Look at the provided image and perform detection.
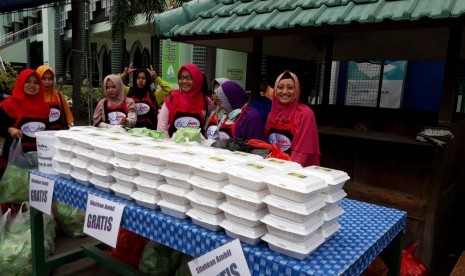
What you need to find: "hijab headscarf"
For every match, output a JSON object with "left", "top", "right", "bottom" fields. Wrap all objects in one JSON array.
[
  {"left": 129, "top": 68, "right": 153, "bottom": 99},
  {"left": 36, "top": 65, "right": 58, "bottom": 102},
  {"left": 165, "top": 64, "right": 205, "bottom": 123},
  {"left": 215, "top": 81, "right": 248, "bottom": 114},
  {"left": 103, "top": 74, "right": 125, "bottom": 107},
  {"left": 267, "top": 71, "right": 300, "bottom": 125},
  {"left": 1, "top": 69, "right": 49, "bottom": 119},
  {"left": 212, "top": 78, "right": 229, "bottom": 93}
]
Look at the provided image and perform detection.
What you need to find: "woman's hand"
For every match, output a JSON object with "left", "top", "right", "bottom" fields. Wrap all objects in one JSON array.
[
  {"left": 149, "top": 65, "right": 158, "bottom": 80},
  {"left": 8, "top": 127, "right": 22, "bottom": 138},
  {"left": 121, "top": 63, "right": 137, "bottom": 78}
]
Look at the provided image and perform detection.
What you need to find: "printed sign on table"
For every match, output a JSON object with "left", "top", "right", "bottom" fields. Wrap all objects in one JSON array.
[
  {"left": 188, "top": 239, "right": 251, "bottom": 276},
  {"left": 29, "top": 174, "right": 55, "bottom": 215},
  {"left": 84, "top": 194, "right": 125, "bottom": 247}
]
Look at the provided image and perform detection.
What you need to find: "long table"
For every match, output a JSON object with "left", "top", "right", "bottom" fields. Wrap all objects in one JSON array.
[{"left": 30, "top": 171, "right": 406, "bottom": 275}]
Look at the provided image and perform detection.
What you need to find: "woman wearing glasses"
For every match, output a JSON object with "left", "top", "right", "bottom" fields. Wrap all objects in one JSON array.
[{"left": 157, "top": 63, "right": 214, "bottom": 138}]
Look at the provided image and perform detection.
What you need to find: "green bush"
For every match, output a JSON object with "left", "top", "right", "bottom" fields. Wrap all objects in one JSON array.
[
  {"left": 59, "top": 85, "right": 105, "bottom": 118},
  {"left": 0, "top": 61, "right": 18, "bottom": 89}
]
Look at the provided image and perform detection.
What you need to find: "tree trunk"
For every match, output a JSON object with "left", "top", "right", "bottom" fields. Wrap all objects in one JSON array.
[{"left": 111, "top": 30, "right": 125, "bottom": 75}]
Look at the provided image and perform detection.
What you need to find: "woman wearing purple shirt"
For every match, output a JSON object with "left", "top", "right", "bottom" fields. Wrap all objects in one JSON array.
[{"left": 205, "top": 80, "right": 265, "bottom": 140}]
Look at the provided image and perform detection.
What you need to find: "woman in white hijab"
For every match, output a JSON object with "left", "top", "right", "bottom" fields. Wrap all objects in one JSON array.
[{"left": 93, "top": 74, "right": 137, "bottom": 129}]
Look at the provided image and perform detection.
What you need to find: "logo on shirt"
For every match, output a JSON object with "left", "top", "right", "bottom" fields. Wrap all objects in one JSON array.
[
  {"left": 268, "top": 133, "right": 291, "bottom": 152},
  {"left": 135, "top": 102, "right": 150, "bottom": 115},
  {"left": 206, "top": 125, "right": 230, "bottom": 141},
  {"left": 21, "top": 122, "right": 47, "bottom": 137},
  {"left": 49, "top": 108, "right": 61, "bottom": 122},
  {"left": 174, "top": 117, "right": 200, "bottom": 129},
  {"left": 108, "top": 111, "right": 126, "bottom": 125}
]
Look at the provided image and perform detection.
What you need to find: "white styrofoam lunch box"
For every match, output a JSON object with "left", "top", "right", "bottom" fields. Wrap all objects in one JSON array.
[
  {"left": 131, "top": 190, "right": 161, "bottom": 210},
  {"left": 319, "top": 189, "right": 347, "bottom": 204},
  {"left": 318, "top": 203, "right": 344, "bottom": 222},
  {"left": 87, "top": 151, "right": 114, "bottom": 170},
  {"left": 220, "top": 219, "right": 267, "bottom": 245},
  {"left": 137, "top": 144, "right": 185, "bottom": 165},
  {"left": 262, "top": 194, "right": 325, "bottom": 223},
  {"left": 69, "top": 158, "right": 89, "bottom": 175},
  {"left": 72, "top": 147, "right": 93, "bottom": 162},
  {"left": 158, "top": 184, "right": 191, "bottom": 205},
  {"left": 185, "top": 191, "right": 225, "bottom": 215},
  {"left": 227, "top": 162, "right": 281, "bottom": 191},
  {"left": 133, "top": 176, "right": 164, "bottom": 196},
  {"left": 220, "top": 151, "right": 263, "bottom": 162},
  {"left": 256, "top": 158, "right": 302, "bottom": 172},
  {"left": 87, "top": 165, "right": 114, "bottom": 182},
  {"left": 318, "top": 220, "right": 341, "bottom": 240},
  {"left": 190, "top": 155, "right": 243, "bottom": 181},
  {"left": 108, "top": 157, "right": 139, "bottom": 176},
  {"left": 111, "top": 140, "right": 153, "bottom": 161},
  {"left": 160, "top": 169, "right": 192, "bottom": 189},
  {"left": 261, "top": 213, "right": 323, "bottom": 243},
  {"left": 158, "top": 199, "right": 191, "bottom": 219},
  {"left": 299, "top": 166, "right": 350, "bottom": 193},
  {"left": 93, "top": 136, "right": 128, "bottom": 156},
  {"left": 75, "top": 132, "right": 106, "bottom": 149},
  {"left": 219, "top": 202, "right": 267, "bottom": 228},
  {"left": 53, "top": 154, "right": 73, "bottom": 170},
  {"left": 55, "top": 143, "right": 76, "bottom": 157},
  {"left": 54, "top": 165, "right": 73, "bottom": 179},
  {"left": 186, "top": 208, "right": 224, "bottom": 231},
  {"left": 221, "top": 184, "right": 268, "bottom": 211},
  {"left": 187, "top": 176, "right": 227, "bottom": 199},
  {"left": 110, "top": 183, "right": 135, "bottom": 200},
  {"left": 89, "top": 176, "right": 114, "bottom": 193},
  {"left": 135, "top": 162, "right": 165, "bottom": 181},
  {"left": 265, "top": 171, "right": 327, "bottom": 202},
  {"left": 261, "top": 232, "right": 325, "bottom": 260},
  {"left": 55, "top": 130, "right": 78, "bottom": 145},
  {"left": 70, "top": 169, "right": 92, "bottom": 186},
  {"left": 159, "top": 151, "right": 210, "bottom": 173},
  {"left": 111, "top": 170, "right": 137, "bottom": 189}
]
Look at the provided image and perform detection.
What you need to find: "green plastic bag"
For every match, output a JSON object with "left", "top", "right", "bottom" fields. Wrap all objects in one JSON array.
[
  {"left": 128, "top": 128, "right": 166, "bottom": 140},
  {"left": 0, "top": 203, "right": 56, "bottom": 276},
  {"left": 54, "top": 201, "right": 85, "bottom": 237},
  {"left": 172, "top": 128, "right": 203, "bottom": 144},
  {"left": 0, "top": 139, "right": 38, "bottom": 203},
  {"left": 138, "top": 241, "right": 183, "bottom": 276}
]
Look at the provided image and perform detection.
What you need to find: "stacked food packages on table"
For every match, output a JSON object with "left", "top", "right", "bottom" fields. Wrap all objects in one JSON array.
[{"left": 52, "top": 126, "right": 350, "bottom": 260}]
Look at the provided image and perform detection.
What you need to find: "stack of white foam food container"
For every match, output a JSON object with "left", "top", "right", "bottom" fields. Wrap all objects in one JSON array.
[
  {"left": 87, "top": 134, "right": 130, "bottom": 193},
  {"left": 261, "top": 167, "right": 335, "bottom": 260},
  {"left": 220, "top": 155, "right": 286, "bottom": 245},
  {"left": 299, "top": 166, "right": 349, "bottom": 241},
  {"left": 132, "top": 143, "right": 182, "bottom": 210},
  {"left": 53, "top": 129, "right": 80, "bottom": 179},
  {"left": 157, "top": 149, "right": 211, "bottom": 220},
  {"left": 67, "top": 130, "right": 110, "bottom": 186},
  {"left": 109, "top": 139, "right": 152, "bottom": 200},
  {"left": 186, "top": 154, "right": 244, "bottom": 231}
]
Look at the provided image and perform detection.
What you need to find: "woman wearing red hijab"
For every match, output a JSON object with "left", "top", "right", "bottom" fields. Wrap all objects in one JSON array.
[
  {"left": 265, "top": 71, "right": 320, "bottom": 167},
  {"left": 157, "top": 63, "right": 214, "bottom": 137},
  {"left": 0, "top": 69, "right": 50, "bottom": 178}
]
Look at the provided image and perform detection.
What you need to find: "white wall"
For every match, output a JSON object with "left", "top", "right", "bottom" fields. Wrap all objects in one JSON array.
[{"left": 215, "top": 49, "right": 248, "bottom": 88}]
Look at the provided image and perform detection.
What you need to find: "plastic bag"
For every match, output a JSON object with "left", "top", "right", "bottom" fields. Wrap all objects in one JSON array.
[
  {"left": 110, "top": 227, "right": 149, "bottom": 267},
  {"left": 401, "top": 243, "right": 429, "bottom": 276},
  {"left": 247, "top": 139, "right": 290, "bottom": 161},
  {"left": 53, "top": 201, "right": 85, "bottom": 237},
  {"left": 138, "top": 241, "right": 183, "bottom": 276},
  {"left": 0, "top": 202, "right": 56, "bottom": 275},
  {"left": 0, "top": 139, "right": 38, "bottom": 203},
  {"left": 128, "top": 128, "right": 166, "bottom": 140},
  {"left": 172, "top": 128, "right": 203, "bottom": 144}
]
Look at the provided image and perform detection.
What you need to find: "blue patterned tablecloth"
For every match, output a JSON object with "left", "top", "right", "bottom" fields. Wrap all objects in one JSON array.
[{"left": 34, "top": 171, "right": 406, "bottom": 276}]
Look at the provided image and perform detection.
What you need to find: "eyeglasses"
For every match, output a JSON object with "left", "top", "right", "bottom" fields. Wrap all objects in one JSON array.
[{"left": 178, "top": 75, "right": 193, "bottom": 81}]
